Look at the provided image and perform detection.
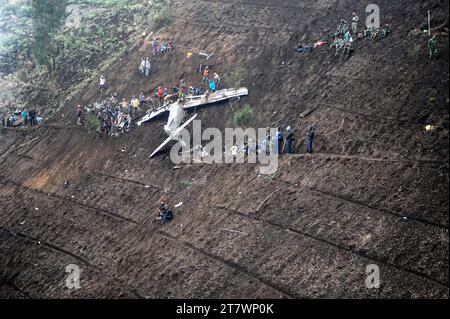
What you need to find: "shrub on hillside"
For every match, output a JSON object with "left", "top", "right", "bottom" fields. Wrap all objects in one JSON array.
[
  {"left": 84, "top": 110, "right": 100, "bottom": 133},
  {"left": 151, "top": 6, "right": 173, "bottom": 29},
  {"left": 233, "top": 104, "right": 254, "bottom": 128}
]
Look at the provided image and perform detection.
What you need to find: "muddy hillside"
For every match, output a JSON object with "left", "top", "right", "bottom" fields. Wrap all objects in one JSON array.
[{"left": 0, "top": 0, "right": 449, "bottom": 298}]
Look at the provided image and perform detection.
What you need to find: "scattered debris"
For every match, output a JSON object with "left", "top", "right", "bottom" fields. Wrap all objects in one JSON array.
[{"left": 199, "top": 51, "right": 215, "bottom": 60}]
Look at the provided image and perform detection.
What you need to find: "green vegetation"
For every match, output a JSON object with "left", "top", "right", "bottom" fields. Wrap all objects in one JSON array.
[
  {"left": 0, "top": 0, "right": 33, "bottom": 74},
  {"left": 31, "top": 0, "right": 68, "bottom": 73},
  {"left": 233, "top": 104, "right": 254, "bottom": 128},
  {"left": 70, "top": 0, "right": 129, "bottom": 8},
  {"left": 84, "top": 111, "right": 100, "bottom": 133},
  {"left": 148, "top": 0, "right": 173, "bottom": 29},
  {"left": 182, "top": 180, "right": 193, "bottom": 188},
  {"left": 263, "top": 172, "right": 280, "bottom": 181}
]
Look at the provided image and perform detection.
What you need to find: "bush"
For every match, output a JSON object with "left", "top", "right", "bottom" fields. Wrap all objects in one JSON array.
[
  {"left": 233, "top": 104, "right": 254, "bottom": 128},
  {"left": 84, "top": 110, "right": 100, "bottom": 133},
  {"left": 151, "top": 6, "right": 173, "bottom": 29}
]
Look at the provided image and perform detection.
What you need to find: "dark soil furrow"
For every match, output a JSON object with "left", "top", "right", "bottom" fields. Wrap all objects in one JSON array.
[{"left": 216, "top": 206, "right": 448, "bottom": 288}]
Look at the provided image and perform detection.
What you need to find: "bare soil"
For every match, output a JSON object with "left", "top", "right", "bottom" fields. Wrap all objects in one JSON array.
[{"left": 0, "top": 0, "right": 448, "bottom": 298}]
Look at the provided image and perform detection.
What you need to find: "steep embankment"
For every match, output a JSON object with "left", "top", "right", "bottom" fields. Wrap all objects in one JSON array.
[{"left": 0, "top": 0, "right": 449, "bottom": 298}]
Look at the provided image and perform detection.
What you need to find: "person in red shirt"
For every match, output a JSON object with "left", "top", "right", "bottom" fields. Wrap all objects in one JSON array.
[{"left": 157, "top": 86, "right": 165, "bottom": 106}]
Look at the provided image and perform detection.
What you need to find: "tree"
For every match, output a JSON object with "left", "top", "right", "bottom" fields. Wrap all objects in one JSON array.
[
  {"left": 31, "top": 0, "right": 67, "bottom": 74},
  {"left": 233, "top": 104, "right": 254, "bottom": 128}
]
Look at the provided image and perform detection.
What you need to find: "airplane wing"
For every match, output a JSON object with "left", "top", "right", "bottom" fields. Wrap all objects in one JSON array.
[
  {"left": 137, "top": 105, "right": 170, "bottom": 126},
  {"left": 149, "top": 113, "right": 198, "bottom": 158},
  {"left": 149, "top": 135, "right": 173, "bottom": 159},
  {"left": 174, "top": 113, "right": 198, "bottom": 137},
  {"left": 181, "top": 88, "right": 249, "bottom": 111}
]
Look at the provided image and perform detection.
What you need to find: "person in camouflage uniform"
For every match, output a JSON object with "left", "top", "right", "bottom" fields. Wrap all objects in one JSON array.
[
  {"left": 351, "top": 11, "right": 359, "bottom": 34},
  {"left": 336, "top": 19, "right": 349, "bottom": 36},
  {"left": 428, "top": 35, "right": 438, "bottom": 59}
]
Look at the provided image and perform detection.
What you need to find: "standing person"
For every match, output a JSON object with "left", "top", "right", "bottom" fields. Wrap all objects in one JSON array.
[
  {"left": 139, "top": 93, "right": 147, "bottom": 107},
  {"left": 76, "top": 105, "right": 83, "bottom": 125},
  {"left": 29, "top": 110, "right": 36, "bottom": 127},
  {"left": 428, "top": 35, "right": 438, "bottom": 59},
  {"left": 11, "top": 114, "right": 16, "bottom": 127},
  {"left": 157, "top": 86, "right": 165, "bottom": 106},
  {"left": 131, "top": 96, "right": 140, "bottom": 117},
  {"left": 306, "top": 126, "right": 315, "bottom": 154},
  {"left": 139, "top": 58, "right": 146, "bottom": 77},
  {"left": 344, "top": 30, "right": 352, "bottom": 42},
  {"left": 99, "top": 75, "right": 106, "bottom": 93},
  {"left": 285, "top": 126, "right": 295, "bottom": 155},
  {"left": 351, "top": 11, "right": 359, "bottom": 34},
  {"left": 276, "top": 127, "right": 284, "bottom": 155},
  {"left": 213, "top": 72, "right": 221, "bottom": 88},
  {"left": 21, "top": 110, "right": 28, "bottom": 128},
  {"left": 263, "top": 128, "right": 272, "bottom": 156},
  {"left": 202, "top": 66, "right": 210, "bottom": 83},
  {"left": 208, "top": 79, "right": 217, "bottom": 93},
  {"left": 145, "top": 57, "right": 151, "bottom": 77},
  {"left": 119, "top": 98, "right": 127, "bottom": 113},
  {"left": 152, "top": 38, "right": 159, "bottom": 56},
  {"left": 179, "top": 80, "right": 188, "bottom": 102},
  {"left": 0, "top": 113, "right": 4, "bottom": 127}
]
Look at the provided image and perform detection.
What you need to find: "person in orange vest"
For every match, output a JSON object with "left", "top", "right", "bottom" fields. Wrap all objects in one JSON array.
[{"left": 202, "top": 66, "right": 210, "bottom": 83}]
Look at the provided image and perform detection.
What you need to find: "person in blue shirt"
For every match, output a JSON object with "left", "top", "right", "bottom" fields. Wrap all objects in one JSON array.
[
  {"left": 276, "top": 127, "right": 284, "bottom": 155},
  {"left": 209, "top": 79, "right": 217, "bottom": 93},
  {"left": 21, "top": 110, "right": 28, "bottom": 127}
]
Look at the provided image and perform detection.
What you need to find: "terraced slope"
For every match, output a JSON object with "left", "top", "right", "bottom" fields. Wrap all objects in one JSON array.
[{"left": 0, "top": 0, "right": 448, "bottom": 298}]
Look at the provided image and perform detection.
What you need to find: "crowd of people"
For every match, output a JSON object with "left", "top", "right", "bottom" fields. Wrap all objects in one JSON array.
[
  {"left": 294, "top": 11, "right": 393, "bottom": 60},
  {"left": 221, "top": 126, "right": 316, "bottom": 159},
  {"left": 151, "top": 38, "right": 173, "bottom": 56},
  {"left": 0, "top": 109, "right": 40, "bottom": 129},
  {"left": 78, "top": 92, "right": 150, "bottom": 137}
]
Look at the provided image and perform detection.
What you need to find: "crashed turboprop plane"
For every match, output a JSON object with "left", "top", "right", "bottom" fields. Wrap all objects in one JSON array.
[{"left": 140, "top": 87, "right": 248, "bottom": 158}]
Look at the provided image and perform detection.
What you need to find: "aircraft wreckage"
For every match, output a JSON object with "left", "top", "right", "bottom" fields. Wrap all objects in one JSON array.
[{"left": 136, "top": 87, "right": 248, "bottom": 158}]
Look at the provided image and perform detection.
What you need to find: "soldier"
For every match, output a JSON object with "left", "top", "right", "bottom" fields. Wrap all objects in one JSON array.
[
  {"left": 344, "top": 30, "right": 352, "bottom": 42},
  {"left": 276, "top": 127, "right": 284, "bottom": 155},
  {"left": 428, "top": 35, "right": 438, "bottom": 59},
  {"left": 306, "top": 126, "right": 315, "bottom": 154},
  {"left": 285, "top": 126, "right": 295, "bottom": 155},
  {"left": 351, "top": 11, "right": 359, "bottom": 34}
]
